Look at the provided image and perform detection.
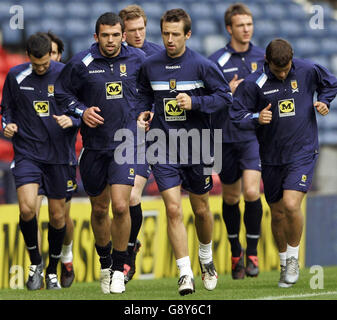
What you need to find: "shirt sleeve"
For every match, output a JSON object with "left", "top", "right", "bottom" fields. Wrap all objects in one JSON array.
[
  {"left": 135, "top": 63, "right": 155, "bottom": 118},
  {"left": 313, "top": 63, "right": 337, "bottom": 107},
  {"left": 0, "top": 72, "right": 16, "bottom": 128},
  {"left": 54, "top": 61, "right": 88, "bottom": 118},
  {"left": 229, "top": 80, "right": 260, "bottom": 130},
  {"left": 191, "top": 62, "right": 233, "bottom": 114}
]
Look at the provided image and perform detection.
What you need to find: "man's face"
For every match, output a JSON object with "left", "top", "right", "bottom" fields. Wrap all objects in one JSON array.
[
  {"left": 268, "top": 60, "right": 292, "bottom": 81},
  {"left": 161, "top": 20, "right": 191, "bottom": 58},
  {"left": 29, "top": 53, "right": 51, "bottom": 75},
  {"left": 124, "top": 17, "right": 146, "bottom": 48},
  {"left": 50, "top": 41, "right": 61, "bottom": 62},
  {"left": 94, "top": 23, "right": 126, "bottom": 58},
  {"left": 227, "top": 14, "right": 253, "bottom": 45}
]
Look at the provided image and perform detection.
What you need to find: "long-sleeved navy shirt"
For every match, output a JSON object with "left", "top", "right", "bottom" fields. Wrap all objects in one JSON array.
[
  {"left": 209, "top": 42, "right": 265, "bottom": 143},
  {"left": 55, "top": 42, "right": 146, "bottom": 150},
  {"left": 1, "top": 60, "right": 78, "bottom": 165},
  {"left": 136, "top": 47, "right": 233, "bottom": 164},
  {"left": 230, "top": 58, "right": 337, "bottom": 165}
]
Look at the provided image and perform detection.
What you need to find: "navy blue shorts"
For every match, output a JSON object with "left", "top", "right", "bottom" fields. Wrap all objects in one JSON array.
[
  {"left": 11, "top": 157, "right": 69, "bottom": 199},
  {"left": 219, "top": 139, "right": 261, "bottom": 184},
  {"left": 151, "top": 163, "right": 213, "bottom": 194},
  {"left": 38, "top": 165, "right": 77, "bottom": 202},
  {"left": 79, "top": 149, "right": 135, "bottom": 197},
  {"left": 262, "top": 153, "right": 318, "bottom": 204},
  {"left": 136, "top": 163, "right": 152, "bottom": 179}
]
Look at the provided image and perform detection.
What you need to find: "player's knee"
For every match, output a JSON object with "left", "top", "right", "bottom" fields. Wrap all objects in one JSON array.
[
  {"left": 92, "top": 203, "right": 109, "bottom": 220},
  {"left": 166, "top": 202, "right": 182, "bottom": 221},
  {"left": 223, "top": 193, "right": 240, "bottom": 206},
  {"left": 19, "top": 205, "right": 36, "bottom": 221},
  {"left": 243, "top": 186, "right": 260, "bottom": 202},
  {"left": 111, "top": 201, "right": 129, "bottom": 217},
  {"left": 283, "top": 198, "right": 301, "bottom": 215}
]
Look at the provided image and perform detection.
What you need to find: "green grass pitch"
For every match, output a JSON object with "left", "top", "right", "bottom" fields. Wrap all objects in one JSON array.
[{"left": 1, "top": 266, "right": 336, "bottom": 300}]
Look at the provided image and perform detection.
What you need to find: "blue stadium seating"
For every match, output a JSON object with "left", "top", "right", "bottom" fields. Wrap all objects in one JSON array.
[{"left": 0, "top": 0, "right": 336, "bottom": 146}]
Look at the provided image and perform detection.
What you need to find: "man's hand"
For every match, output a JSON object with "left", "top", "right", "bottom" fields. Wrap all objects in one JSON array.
[
  {"left": 137, "top": 111, "right": 153, "bottom": 132},
  {"left": 82, "top": 106, "right": 104, "bottom": 128},
  {"left": 314, "top": 101, "right": 329, "bottom": 116},
  {"left": 176, "top": 93, "right": 192, "bottom": 110},
  {"left": 53, "top": 115, "right": 73, "bottom": 129},
  {"left": 3, "top": 123, "right": 18, "bottom": 138},
  {"left": 229, "top": 74, "right": 244, "bottom": 94},
  {"left": 258, "top": 103, "right": 272, "bottom": 125}
]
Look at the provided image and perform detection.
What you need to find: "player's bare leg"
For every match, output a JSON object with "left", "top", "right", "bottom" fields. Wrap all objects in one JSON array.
[
  {"left": 161, "top": 186, "right": 195, "bottom": 295},
  {"left": 189, "top": 191, "right": 217, "bottom": 290}
]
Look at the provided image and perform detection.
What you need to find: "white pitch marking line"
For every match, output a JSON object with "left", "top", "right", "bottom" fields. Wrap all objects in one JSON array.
[{"left": 249, "top": 291, "right": 337, "bottom": 300}]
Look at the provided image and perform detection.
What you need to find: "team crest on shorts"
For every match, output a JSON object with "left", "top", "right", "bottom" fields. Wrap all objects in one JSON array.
[
  {"left": 164, "top": 98, "right": 186, "bottom": 121},
  {"left": 278, "top": 98, "right": 295, "bottom": 117},
  {"left": 33, "top": 100, "right": 49, "bottom": 117},
  {"left": 105, "top": 82, "right": 123, "bottom": 99}
]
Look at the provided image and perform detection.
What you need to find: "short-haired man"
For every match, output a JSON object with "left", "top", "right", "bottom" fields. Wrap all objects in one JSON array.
[
  {"left": 137, "top": 9, "right": 232, "bottom": 295},
  {"left": 29, "top": 31, "right": 77, "bottom": 289},
  {"left": 1, "top": 32, "right": 77, "bottom": 290},
  {"left": 208, "top": 3, "right": 265, "bottom": 279},
  {"left": 118, "top": 4, "right": 163, "bottom": 283},
  {"left": 230, "top": 38, "right": 337, "bottom": 287},
  {"left": 55, "top": 12, "right": 146, "bottom": 294}
]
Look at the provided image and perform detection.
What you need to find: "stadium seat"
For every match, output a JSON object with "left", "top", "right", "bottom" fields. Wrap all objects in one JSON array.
[
  {"left": 90, "top": 2, "right": 115, "bottom": 18},
  {"left": 1, "top": 21, "right": 23, "bottom": 45},
  {"left": 262, "top": 3, "right": 287, "bottom": 20},
  {"left": 71, "top": 36, "right": 95, "bottom": 55},
  {"left": 193, "top": 19, "right": 219, "bottom": 36},
  {"left": 330, "top": 54, "right": 337, "bottom": 75},
  {"left": 254, "top": 19, "right": 278, "bottom": 38},
  {"left": 63, "top": 19, "right": 92, "bottom": 40},
  {"left": 42, "top": 2, "right": 66, "bottom": 19},
  {"left": 189, "top": 3, "right": 213, "bottom": 19},
  {"left": 203, "top": 34, "right": 227, "bottom": 57},
  {"left": 187, "top": 36, "right": 204, "bottom": 55},
  {"left": 66, "top": 2, "right": 90, "bottom": 19},
  {"left": 141, "top": 2, "right": 164, "bottom": 19},
  {"left": 279, "top": 20, "right": 304, "bottom": 38},
  {"left": 0, "top": 2, "right": 11, "bottom": 20},
  {"left": 320, "top": 38, "right": 337, "bottom": 55},
  {"left": 20, "top": 1, "right": 42, "bottom": 20},
  {"left": 145, "top": 19, "right": 162, "bottom": 37},
  {"left": 287, "top": 3, "right": 309, "bottom": 20},
  {"left": 308, "top": 55, "right": 331, "bottom": 69},
  {"left": 292, "top": 38, "right": 320, "bottom": 57}
]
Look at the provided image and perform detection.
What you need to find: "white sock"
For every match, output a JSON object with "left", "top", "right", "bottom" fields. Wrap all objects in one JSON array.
[
  {"left": 61, "top": 241, "right": 73, "bottom": 263},
  {"left": 286, "top": 243, "right": 299, "bottom": 260},
  {"left": 198, "top": 241, "right": 212, "bottom": 264},
  {"left": 176, "top": 256, "right": 193, "bottom": 278},
  {"left": 279, "top": 251, "right": 287, "bottom": 267}
]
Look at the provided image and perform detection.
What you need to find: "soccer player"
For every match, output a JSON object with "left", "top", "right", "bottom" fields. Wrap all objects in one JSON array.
[
  {"left": 32, "top": 31, "right": 77, "bottom": 288},
  {"left": 208, "top": 3, "right": 265, "bottom": 279},
  {"left": 1, "top": 32, "right": 77, "bottom": 290},
  {"left": 136, "top": 8, "right": 232, "bottom": 295},
  {"left": 118, "top": 4, "right": 163, "bottom": 283},
  {"left": 55, "top": 12, "right": 146, "bottom": 294},
  {"left": 230, "top": 38, "right": 337, "bottom": 287}
]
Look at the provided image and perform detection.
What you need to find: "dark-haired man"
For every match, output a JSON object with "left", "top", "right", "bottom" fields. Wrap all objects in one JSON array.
[
  {"left": 230, "top": 38, "right": 337, "bottom": 287},
  {"left": 118, "top": 4, "right": 163, "bottom": 283},
  {"left": 55, "top": 12, "right": 146, "bottom": 294},
  {"left": 209, "top": 3, "right": 265, "bottom": 280},
  {"left": 137, "top": 8, "right": 232, "bottom": 295},
  {"left": 1, "top": 32, "right": 76, "bottom": 290}
]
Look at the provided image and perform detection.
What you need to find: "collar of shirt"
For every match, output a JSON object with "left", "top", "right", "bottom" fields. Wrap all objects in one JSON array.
[
  {"left": 225, "top": 41, "right": 253, "bottom": 55},
  {"left": 89, "top": 42, "right": 128, "bottom": 61}
]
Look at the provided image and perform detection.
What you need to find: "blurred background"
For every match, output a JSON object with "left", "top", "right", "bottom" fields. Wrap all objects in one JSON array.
[{"left": 0, "top": 0, "right": 337, "bottom": 203}]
